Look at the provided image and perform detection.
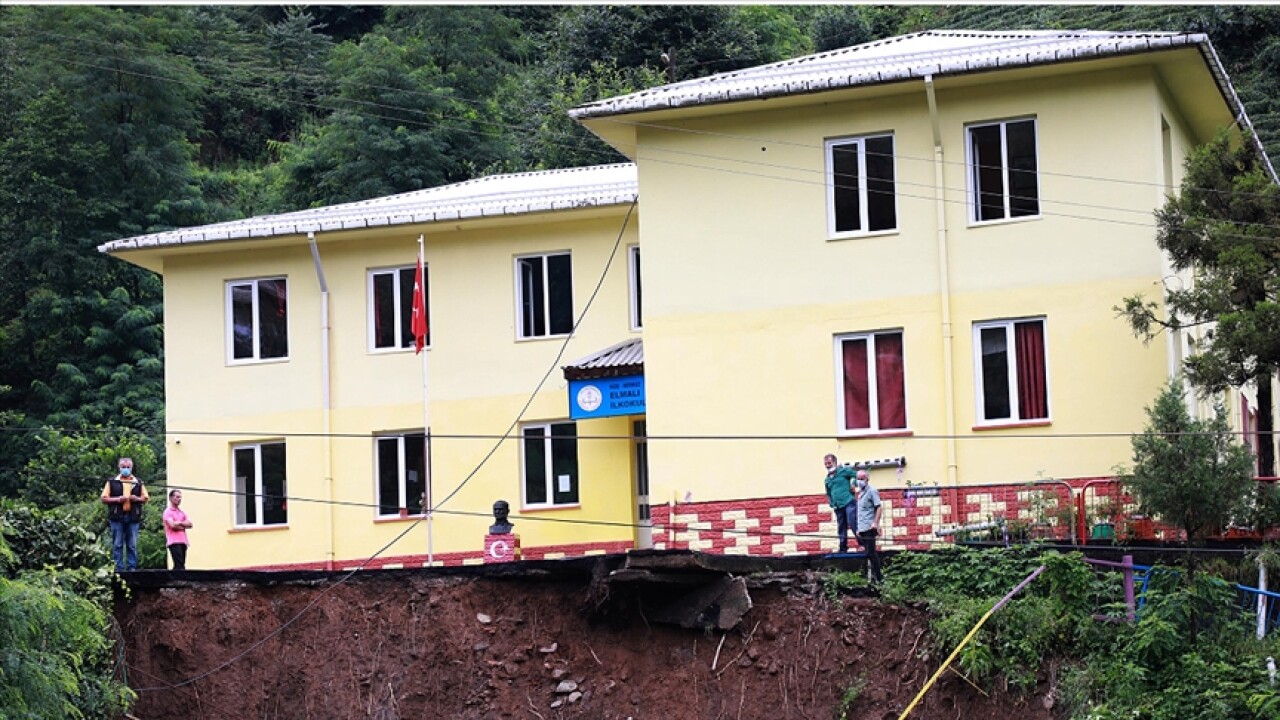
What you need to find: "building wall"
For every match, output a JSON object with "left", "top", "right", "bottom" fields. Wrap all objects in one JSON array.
[
  {"left": 162, "top": 212, "right": 643, "bottom": 569},
  {"left": 633, "top": 65, "right": 1180, "bottom": 506}
]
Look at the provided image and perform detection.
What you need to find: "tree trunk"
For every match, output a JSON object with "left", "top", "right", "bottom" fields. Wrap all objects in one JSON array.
[{"left": 1259, "top": 370, "right": 1275, "bottom": 478}]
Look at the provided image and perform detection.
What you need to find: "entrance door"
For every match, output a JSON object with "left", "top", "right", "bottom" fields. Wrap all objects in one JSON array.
[{"left": 634, "top": 419, "right": 652, "bottom": 548}]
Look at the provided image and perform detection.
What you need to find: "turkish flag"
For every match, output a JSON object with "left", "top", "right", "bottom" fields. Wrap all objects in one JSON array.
[{"left": 411, "top": 248, "right": 427, "bottom": 354}]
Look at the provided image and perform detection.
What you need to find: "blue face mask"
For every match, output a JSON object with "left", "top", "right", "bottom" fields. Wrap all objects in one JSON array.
[{"left": 120, "top": 468, "right": 132, "bottom": 477}]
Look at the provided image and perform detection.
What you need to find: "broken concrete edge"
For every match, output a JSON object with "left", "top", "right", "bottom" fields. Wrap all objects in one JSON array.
[{"left": 113, "top": 543, "right": 1218, "bottom": 591}]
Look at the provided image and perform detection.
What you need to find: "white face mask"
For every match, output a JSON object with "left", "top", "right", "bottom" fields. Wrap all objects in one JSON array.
[{"left": 857, "top": 479, "right": 868, "bottom": 490}]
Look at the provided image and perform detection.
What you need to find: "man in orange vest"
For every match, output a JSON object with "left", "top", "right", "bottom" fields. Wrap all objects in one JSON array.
[{"left": 101, "top": 457, "right": 149, "bottom": 572}]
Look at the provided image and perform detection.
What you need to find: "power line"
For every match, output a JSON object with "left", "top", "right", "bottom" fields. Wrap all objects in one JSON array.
[
  {"left": 1, "top": 424, "right": 1269, "bottom": 441},
  {"left": 429, "top": 200, "right": 635, "bottom": 514}
]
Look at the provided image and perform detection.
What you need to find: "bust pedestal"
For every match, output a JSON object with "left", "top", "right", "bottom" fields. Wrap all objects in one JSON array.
[{"left": 483, "top": 534, "right": 521, "bottom": 563}]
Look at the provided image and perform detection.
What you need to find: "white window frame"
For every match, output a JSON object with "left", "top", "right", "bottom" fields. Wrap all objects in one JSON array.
[
  {"left": 824, "top": 133, "right": 898, "bottom": 239},
  {"left": 514, "top": 251, "right": 574, "bottom": 340},
  {"left": 965, "top": 117, "right": 1041, "bottom": 225},
  {"left": 833, "top": 330, "right": 909, "bottom": 435},
  {"left": 521, "top": 421, "right": 579, "bottom": 509},
  {"left": 367, "top": 265, "right": 429, "bottom": 353},
  {"left": 374, "top": 432, "right": 426, "bottom": 518},
  {"left": 231, "top": 441, "right": 288, "bottom": 528},
  {"left": 225, "top": 276, "right": 290, "bottom": 365},
  {"left": 972, "top": 317, "right": 1051, "bottom": 425},
  {"left": 628, "top": 245, "right": 642, "bottom": 331}
]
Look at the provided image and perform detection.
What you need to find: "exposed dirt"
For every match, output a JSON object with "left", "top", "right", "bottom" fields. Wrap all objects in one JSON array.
[{"left": 116, "top": 559, "right": 1059, "bottom": 720}]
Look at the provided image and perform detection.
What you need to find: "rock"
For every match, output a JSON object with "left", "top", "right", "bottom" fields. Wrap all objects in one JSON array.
[
  {"left": 551, "top": 668, "right": 568, "bottom": 680},
  {"left": 746, "top": 647, "right": 760, "bottom": 661},
  {"left": 476, "top": 613, "right": 492, "bottom": 624},
  {"left": 550, "top": 700, "right": 563, "bottom": 709},
  {"left": 555, "top": 680, "right": 578, "bottom": 694},
  {"left": 568, "top": 691, "right": 583, "bottom": 704},
  {"left": 472, "top": 642, "right": 489, "bottom": 652},
  {"left": 539, "top": 642, "right": 558, "bottom": 654}
]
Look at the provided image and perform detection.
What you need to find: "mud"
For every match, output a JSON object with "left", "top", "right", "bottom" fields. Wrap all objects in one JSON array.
[{"left": 115, "top": 558, "right": 1058, "bottom": 720}]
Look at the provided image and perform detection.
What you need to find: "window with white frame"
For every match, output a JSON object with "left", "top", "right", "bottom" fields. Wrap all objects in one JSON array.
[
  {"left": 227, "top": 277, "right": 289, "bottom": 362},
  {"left": 967, "top": 118, "right": 1039, "bottom": 222},
  {"left": 826, "top": 134, "right": 897, "bottom": 236},
  {"left": 369, "top": 266, "right": 429, "bottom": 351},
  {"left": 974, "top": 318, "right": 1049, "bottom": 424},
  {"left": 232, "top": 442, "right": 287, "bottom": 527},
  {"left": 516, "top": 253, "right": 573, "bottom": 339},
  {"left": 375, "top": 433, "right": 426, "bottom": 517},
  {"left": 628, "top": 245, "right": 642, "bottom": 330},
  {"left": 522, "top": 421, "right": 578, "bottom": 507},
  {"left": 836, "top": 330, "right": 907, "bottom": 433}
]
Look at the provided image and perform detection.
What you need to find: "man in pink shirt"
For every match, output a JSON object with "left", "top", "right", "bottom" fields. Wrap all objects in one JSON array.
[{"left": 162, "top": 489, "right": 194, "bottom": 570}]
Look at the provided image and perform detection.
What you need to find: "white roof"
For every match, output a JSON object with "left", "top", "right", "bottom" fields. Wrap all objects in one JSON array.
[
  {"left": 571, "top": 30, "right": 1216, "bottom": 118},
  {"left": 571, "top": 29, "right": 1274, "bottom": 182},
  {"left": 99, "top": 163, "right": 638, "bottom": 253}
]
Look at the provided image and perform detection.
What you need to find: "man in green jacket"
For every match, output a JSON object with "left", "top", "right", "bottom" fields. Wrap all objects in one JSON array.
[{"left": 823, "top": 454, "right": 857, "bottom": 553}]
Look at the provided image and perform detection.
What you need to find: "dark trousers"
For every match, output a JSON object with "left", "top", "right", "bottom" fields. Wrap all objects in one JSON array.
[
  {"left": 168, "top": 543, "right": 187, "bottom": 571},
  {"left": 857, "top": 530, "right": 882, "bottom": 582},
  {"left": 834, "top": 505, "right": 855, "bottom": 552}
]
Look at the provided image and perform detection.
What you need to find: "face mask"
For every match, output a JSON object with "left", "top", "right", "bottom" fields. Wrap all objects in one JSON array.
[
  {"left": 120, "top": 468, "right": 132, "bottom": 477},
  {"left": 857, "top": 479, "right": 868, "bottom": 490}
]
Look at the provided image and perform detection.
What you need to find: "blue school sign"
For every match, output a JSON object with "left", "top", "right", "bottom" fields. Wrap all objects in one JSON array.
[{"left": 568, "top": 375, "right": 646, "bottom": 419}]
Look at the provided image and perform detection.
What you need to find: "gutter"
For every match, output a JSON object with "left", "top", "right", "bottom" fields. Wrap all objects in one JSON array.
[
  {"left": 924, "top": 74, "right": 961, "bottom": 524},
  {"left": 308, "top": 232, "right": 336, "bottom": 571}
]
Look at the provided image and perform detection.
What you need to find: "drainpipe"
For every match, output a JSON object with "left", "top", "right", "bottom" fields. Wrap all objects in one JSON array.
[
  {"left": 308, "top": 232, "right": 336, "bottom": 571},
  {"left": 925, "top": 75, "right": 960, "bottom": 525}
]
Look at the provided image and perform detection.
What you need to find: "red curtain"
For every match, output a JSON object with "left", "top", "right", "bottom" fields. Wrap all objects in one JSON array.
[
  {"left": 842, "top": 339, "right": 870, "bottom": 430},
  {"left": 1015, "top": 321, "right": 1047, "bottom": 419},
  {"left": 875, "top": 333, "right": 906, "bottom": 429}
]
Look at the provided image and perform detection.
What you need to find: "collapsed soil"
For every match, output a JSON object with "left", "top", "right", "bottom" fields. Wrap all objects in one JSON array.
[{"left": 116, "top": 563, "right": 1059, "bottom": 720}]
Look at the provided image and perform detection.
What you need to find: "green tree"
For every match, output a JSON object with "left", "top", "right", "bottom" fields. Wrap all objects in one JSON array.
[
  {"left": 1122, "top": 380, "right": 1256, "bottom": 550},
  {"left": 275, "top": 28, "right": 509, "bottom": 207},
  {"left": 0, "top": 529, "right": 132, "bottom": 718},
  {"left": 18, "top": 426, "right": 157, "bottom": 509},
  {"left": 1118, "top": 130, "right": 1280, "bottom": 477},
  {"left": 809, "top": 6, "right": 873, "bottom": 53}
]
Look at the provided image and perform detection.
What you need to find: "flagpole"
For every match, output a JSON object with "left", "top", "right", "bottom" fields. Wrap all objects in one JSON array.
[{"left": 417, "top": 234, "right": 434, "bottom": 567}]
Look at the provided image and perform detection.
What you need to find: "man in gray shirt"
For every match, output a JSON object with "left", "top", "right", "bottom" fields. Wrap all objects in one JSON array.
[{"left": 854, "top": 470, "right": 883, "bottom": 583}]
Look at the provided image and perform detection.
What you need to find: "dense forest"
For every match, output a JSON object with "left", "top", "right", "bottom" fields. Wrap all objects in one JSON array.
[{"left": 2, "top": 7, "right": 1280, "bottom": 718}]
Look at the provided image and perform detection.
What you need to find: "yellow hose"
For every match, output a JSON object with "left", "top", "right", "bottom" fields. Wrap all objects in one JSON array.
[{"left": 897, "top": 564, "right": 1046, "bottom": 719}]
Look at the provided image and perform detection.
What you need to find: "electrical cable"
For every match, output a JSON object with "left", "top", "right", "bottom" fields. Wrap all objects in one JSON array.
[
  {"left": 0, "top": 425, "right": 1268, "bottom": 440},
  {"left": 428, "top": 199, "right": 635, "bottom": 514}
]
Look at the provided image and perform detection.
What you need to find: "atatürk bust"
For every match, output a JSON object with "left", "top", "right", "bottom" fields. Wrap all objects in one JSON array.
[{"left": 489, "top": 499, "right": 514, "bottom": 534}]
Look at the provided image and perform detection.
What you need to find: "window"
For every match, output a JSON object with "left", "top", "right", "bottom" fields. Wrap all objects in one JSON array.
[
  {"left": 522, "top": 421, "right": 579, "bottom": 507},
  {"left": 826, "top": 134, "right": 897, "bottom": 236},
  {"left": 516, "top": 253, "right": 573, "bottom": 339},
  {"left": 967, "top": 118, "right": 1039, "bottom": 222},
  {"left": 233, "top": 442, "right": 287, "bottom": 527},
  {"left": 227, "top": 277, "right": 289, "bottom": 362},
  {"left": 836, "top": 331, "right": 907, "bottom": 433},
  {"left": 628, "top": 245, "right": 642, "bottom": 330},
  {"left": 369, "top": 266, "right": 429, "bottom": 351},
  {"left": 974, "top": 318, "right": 1049, "bottom": 423},
  {"left": 375, "top": 433, "right": 426, "bottom": 517}
]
